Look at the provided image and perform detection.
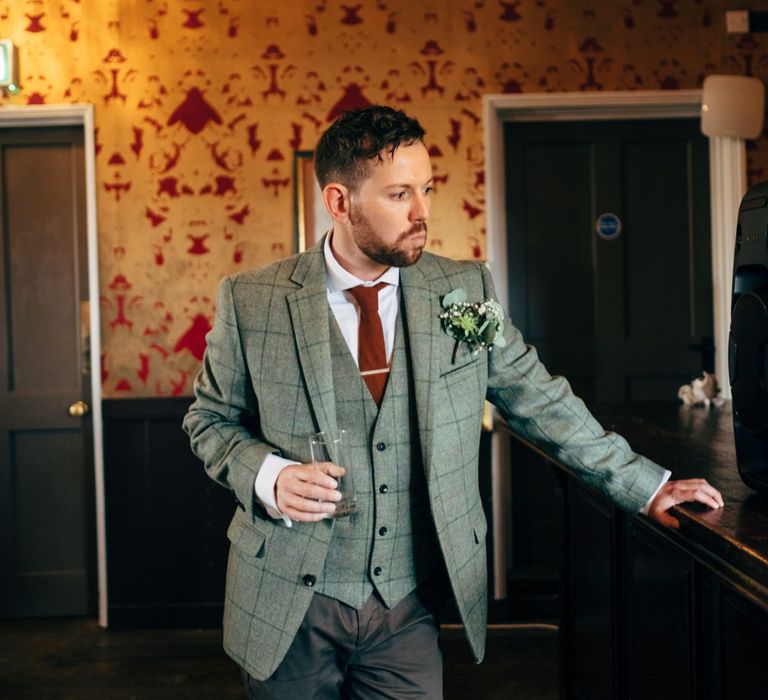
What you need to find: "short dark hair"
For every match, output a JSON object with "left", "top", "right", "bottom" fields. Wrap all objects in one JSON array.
[{"left": 314, "top": 105, "right": 426, "bottom": 192}]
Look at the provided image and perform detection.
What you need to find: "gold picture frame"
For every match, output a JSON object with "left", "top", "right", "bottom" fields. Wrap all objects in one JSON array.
[{"left": 293, "top": 150, "right": 332, "bottom": 252}]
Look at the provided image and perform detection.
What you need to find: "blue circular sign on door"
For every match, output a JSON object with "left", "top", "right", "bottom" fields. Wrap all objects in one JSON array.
[{"left": 595, "top": 212, "right": 622, "bottom": 240}]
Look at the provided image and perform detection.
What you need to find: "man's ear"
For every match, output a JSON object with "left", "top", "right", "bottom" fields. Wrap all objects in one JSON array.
[{"left": 322, "top": 183, "right": 352, "bottom": 223}]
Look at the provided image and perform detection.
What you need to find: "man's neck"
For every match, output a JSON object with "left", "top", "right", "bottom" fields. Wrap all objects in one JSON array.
[{"left": 328, "top": 229, "right": 389, "bottom": 281}]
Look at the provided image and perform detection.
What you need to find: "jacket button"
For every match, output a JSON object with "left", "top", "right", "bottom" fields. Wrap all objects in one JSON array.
[
  {"left": 376, "top": 442, "right": 386, "bottom": 451},
  {"left": 379, "top": 484, "right": 388, "bottom": 494},
  {"left": 302, "top": 574, "right": 316, "bottom": 587},
  {"left": 379, "top": 527, "right": 388, "bottom": 536},
  {"left": 373, "top": 567, "right": 382, "bottom": 576}
]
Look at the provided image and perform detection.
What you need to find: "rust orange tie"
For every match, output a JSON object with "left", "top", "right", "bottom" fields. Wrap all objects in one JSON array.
[{"left": 348, "top": 283, "right": 389, "bottom": 406}]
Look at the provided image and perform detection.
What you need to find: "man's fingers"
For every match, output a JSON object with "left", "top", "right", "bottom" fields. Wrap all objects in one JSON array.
[
  {"left": 706, "top": 483, "right": 725, "bottom": 508},
  {"left": 278, "top": 485, "right": 338, "bottom": 509},
  {"left": 285, "top": 480, "right": 341, "bottom": 503},
  {"left": 288, "top": 462, "right": 344, "bottom": 489},
  {"left": 312, "top": 462, "right": 346, "bottom": 479},
  {"left": 300, "top": 482, "right": 343, "bottom": 502},
  {"left": 685, "top": 481, "right": 723, "bottom": 508},
  {"left": 282, "top": 493, "right": 337, "bottom": 514},
  {"left": 662, "top": 479, "right": 724, "bottom": 509},
  {"left": 697, "top": 488, "right": 723, "bottom": 510},
  {"left": 278, "top": 488, "right": 337, "bottom": 520},
  {"left": 276, "top": 464, "right": 339, "bottom": 494},
  {"left": 282, "top": 507, "right": 330, "bottom": 523},
  {"left": 275, "top": 462, "right": 344, "bottom": 521},
  {"left": 292, "top": 462, "right": 342, "bottom": 489},
  {"left": 648, "top": 478, "right": 724, "bottom": 529}
]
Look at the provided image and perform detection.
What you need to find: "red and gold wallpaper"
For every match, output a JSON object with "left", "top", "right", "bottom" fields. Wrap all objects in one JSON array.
[{"left": 0, "top": 0, "right": 765, "bottom": 397}]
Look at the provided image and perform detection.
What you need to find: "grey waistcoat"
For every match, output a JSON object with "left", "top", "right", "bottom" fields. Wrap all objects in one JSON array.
[{"left": 315, "top": 306, "right": 441, "bottom": 609}]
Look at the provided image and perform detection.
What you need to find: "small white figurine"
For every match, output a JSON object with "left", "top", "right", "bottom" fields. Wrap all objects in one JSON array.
[{"left": 677, "top": 371, "right": 726, "bottom": 408}]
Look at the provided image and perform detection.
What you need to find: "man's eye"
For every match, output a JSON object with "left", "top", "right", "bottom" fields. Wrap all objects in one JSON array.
[
  {"left": 424, "top": 187, "right": 434, "bottom": 195},
  {"left": 392, "top": 191, "right": 407, "bottom": 200}
]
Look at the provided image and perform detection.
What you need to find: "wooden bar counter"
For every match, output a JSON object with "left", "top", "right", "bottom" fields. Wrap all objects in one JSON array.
[
  {"left": 596, "top": 402, "right": 768, "bottom": 595},
  {"left": 501, "top": 401, "right": 768, "bottom": 700}
]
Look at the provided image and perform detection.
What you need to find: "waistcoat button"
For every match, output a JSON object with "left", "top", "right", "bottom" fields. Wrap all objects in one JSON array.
[
  {"left": 379, "top": 484, "right": 388, "bottom": 494},
  {"left": 376, "top": 442, "right": 386, "bottom": 451},
  {"left": 373, "top": 566, "right": 382, "bottom": 576},
  {"left": 302, "top": 574, "right": 316, "bottom": 587},
  {"left": 379, "top": 527, "right": 388, "bottom": 536}
]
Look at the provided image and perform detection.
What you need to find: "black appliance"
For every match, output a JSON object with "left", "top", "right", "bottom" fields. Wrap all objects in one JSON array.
[{"left": 729, "top": 180, "right": 768, "bottom": 495}]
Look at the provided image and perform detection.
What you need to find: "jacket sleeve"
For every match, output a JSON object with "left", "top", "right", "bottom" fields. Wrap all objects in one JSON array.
[
  {"left": 480, "top": 263, "right": 666, "bottom": 512},
  {"left": 182, "top": 276, "right": 278, "bottom": 520}
]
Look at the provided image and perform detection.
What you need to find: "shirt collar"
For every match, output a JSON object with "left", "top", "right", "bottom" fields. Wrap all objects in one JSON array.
[{"left": 323, "top": 231, "right": 400, "bottom": 292}]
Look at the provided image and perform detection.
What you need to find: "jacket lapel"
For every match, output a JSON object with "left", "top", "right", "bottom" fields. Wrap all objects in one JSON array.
[
  {"left": 400, "top": 258, "right": 442, "bottom": 480},
  {"left": 286, "top": 241, "right": 340, "bottom": 452}
]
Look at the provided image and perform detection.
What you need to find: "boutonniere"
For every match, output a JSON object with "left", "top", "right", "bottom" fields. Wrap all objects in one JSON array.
[{"left": 439, "top": 288, "right": 506, "bottom": 364}]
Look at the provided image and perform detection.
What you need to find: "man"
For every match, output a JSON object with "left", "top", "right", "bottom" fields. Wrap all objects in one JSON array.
[{"left": 183, "top": 105, "right": 723, "bottom": 698}]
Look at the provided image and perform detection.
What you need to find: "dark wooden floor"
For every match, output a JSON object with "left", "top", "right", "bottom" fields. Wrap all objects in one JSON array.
[{"left": 0, "top": 619, "right": 558, "bottom": 699}]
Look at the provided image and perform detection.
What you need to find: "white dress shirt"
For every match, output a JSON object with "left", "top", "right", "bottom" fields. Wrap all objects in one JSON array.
[
  {"left": 253, "top": 234, "right": 669, "bottom": 524},
  {"left": 254, "top": 234, "right": 400, "bottom": 525}
]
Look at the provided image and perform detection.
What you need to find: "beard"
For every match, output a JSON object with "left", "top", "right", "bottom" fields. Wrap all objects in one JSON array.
[{"left": 349, "top": 208, "right": 428, "bottom": 269}]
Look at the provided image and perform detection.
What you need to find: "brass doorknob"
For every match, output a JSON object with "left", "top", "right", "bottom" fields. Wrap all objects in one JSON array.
[{"left": 68, "top": 400, "right": 90, "bottom": 417}]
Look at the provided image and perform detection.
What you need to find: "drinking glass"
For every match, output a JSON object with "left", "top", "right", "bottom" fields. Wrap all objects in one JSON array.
[{"left": 308, "top": 430, "right": 357, "bottom": 517}]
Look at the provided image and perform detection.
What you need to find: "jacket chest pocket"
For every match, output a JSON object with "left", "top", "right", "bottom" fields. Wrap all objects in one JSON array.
[
  {"left": 440, "top": 354, "right": 479, "bottom": 378},
  {"left": 439, "top": 335, "right": 481, "bottom": 378}
]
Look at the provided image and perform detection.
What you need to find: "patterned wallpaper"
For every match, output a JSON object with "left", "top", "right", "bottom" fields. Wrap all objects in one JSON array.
[{"left": 0, "top": 0, "right": 765, "bottom": 397}]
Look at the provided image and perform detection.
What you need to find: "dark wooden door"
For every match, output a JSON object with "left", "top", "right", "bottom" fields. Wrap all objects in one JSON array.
[
  {"left": 498, "top": 118, "right": 712, "bottom": 622},
  {"left": 505, "top": 118, "right": 713, "bottom": 403},
  {"left": 0, "top": 126, "right": 95, "bottom": 617}
]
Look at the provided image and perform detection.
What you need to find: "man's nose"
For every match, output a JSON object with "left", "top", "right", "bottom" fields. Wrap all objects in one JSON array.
[{"left": 410, "top": 193, "right": 430, "bottom": 222}]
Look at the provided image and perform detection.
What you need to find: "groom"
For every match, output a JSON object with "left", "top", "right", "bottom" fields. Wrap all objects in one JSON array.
[{"left": 183, "top": 105, "right": 723, "bottom": 698}]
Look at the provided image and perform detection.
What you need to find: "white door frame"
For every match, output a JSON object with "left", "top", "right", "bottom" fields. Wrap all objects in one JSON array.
[
  {"left": 483, "top": 90, "right": 746, "bottom": 598},
  {"left": 0, "top": 104, "right": 106, "bottom": 625}
]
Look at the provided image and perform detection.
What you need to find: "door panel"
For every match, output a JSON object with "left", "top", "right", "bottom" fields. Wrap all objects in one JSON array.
[
  {"left": 0, "top": 126, "right": 94, "bottom": 617},
  {"left": 505, "top": 119, "right": 713, "bottom": 403},
  {"left": 624, "top": 139, "right": 691, "bottom": 340},
  {"left": 6, "top": 142, "right": 82, "bottom": 392},
  {"left": 508, "top": 139, "right": 596, "bottom": 398}
]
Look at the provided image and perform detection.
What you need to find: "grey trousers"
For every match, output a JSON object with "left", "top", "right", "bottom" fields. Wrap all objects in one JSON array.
[{"left": 242, "top": 580, "right": 447, "bottom": 699}]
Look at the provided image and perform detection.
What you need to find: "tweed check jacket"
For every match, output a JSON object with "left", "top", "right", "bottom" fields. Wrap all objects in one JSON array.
[{"left": 183, "top": 240, "right": 666, "bottom": 681}]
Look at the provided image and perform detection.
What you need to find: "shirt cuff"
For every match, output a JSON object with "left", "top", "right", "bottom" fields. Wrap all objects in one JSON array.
[
  {"left": 639, "top": 469, "right": 672, "bottom": 515},
  {"left": 254, "top": 454, "right": 298, "bottom": 527}
]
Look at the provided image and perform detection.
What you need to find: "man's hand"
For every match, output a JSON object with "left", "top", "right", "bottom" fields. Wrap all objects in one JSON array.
[
  {"left": 275, "top": 462, "right": 345, "bottom": 522},
  {"left": 647, "top": 478, "right": 724, "bottom": 529}
]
